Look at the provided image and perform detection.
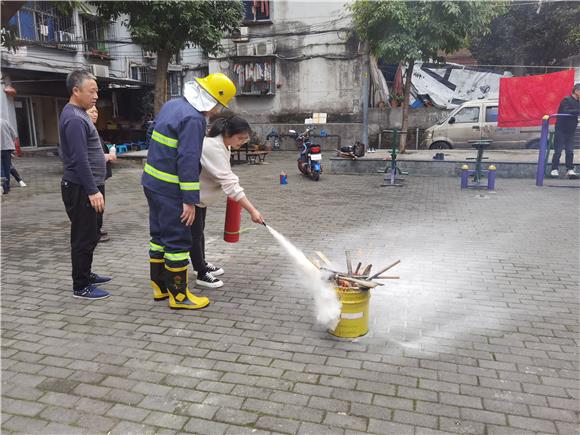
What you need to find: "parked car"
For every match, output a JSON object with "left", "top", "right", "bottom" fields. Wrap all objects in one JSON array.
[{"left": 422, "top": 97, "right": 545, "bottom": 150}]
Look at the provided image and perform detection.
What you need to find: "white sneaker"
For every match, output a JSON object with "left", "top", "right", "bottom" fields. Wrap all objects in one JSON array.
[
  {"left": 18, "top": 180, "right": 27, "bottom": 187},
  {"left": 196, "top": 271, "right": 223, "bottom": 288},
  {"left": 550, "top": 169, "right": 559, "bottom": 178},
  {"left": 567, "top": 169, "right": 578, "bottom": 179},
  {"left": 205, "top": 262, "right": 224, "bottom": 276}
]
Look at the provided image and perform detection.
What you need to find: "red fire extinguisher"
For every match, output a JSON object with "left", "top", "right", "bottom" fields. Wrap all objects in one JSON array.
[{"left": 223, "top": 197, "right": 242, "bottom": 243}]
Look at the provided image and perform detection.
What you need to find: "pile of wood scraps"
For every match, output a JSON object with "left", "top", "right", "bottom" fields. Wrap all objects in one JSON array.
[{"left": 309, "top": 250, "right": 400, "bottom": 290}]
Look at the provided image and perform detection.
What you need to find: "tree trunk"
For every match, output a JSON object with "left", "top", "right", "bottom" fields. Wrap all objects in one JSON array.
[
  {"left": 399, "top": 59, "right": 415, "bottom": 154},
  {"left": 153, "top": 48, "right": 171, "bottom": 115}
]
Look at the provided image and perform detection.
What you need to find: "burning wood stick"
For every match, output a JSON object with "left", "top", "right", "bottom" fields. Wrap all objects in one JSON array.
[
  {"left": 361, "top": 264, "right": 372, "bottom": 276},
  {"left": 354, "top": 262, "right": 362, "bottom": 275},
  {"left": 308, "top": 257, "right": 321, "bottom": 269},
  {"left": 337, "top": 274, "right": 382, "bottom": 288},
  {"left": 345, "top": 251, "right": 353, "bottom": 276},
  {"left": 314, "top": 251, "right": 332, "bottom": 266},
  {"left": 369, "top": 260, "right": 401, "bottom": 280}
]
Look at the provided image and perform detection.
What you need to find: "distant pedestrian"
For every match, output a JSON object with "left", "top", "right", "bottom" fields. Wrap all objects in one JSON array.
[
  {"left": 86, "top": 105, "right": 116, "bottom": 243},
  {"left": 550, "top": 83, "right": 580, "bottom": 179},
  {"left": 1, "top": 118, "right": 17, "bottom": 194},
  {"left": 190, "top": 115, "right": 264, "bottom": 289},
  {"left": 59, "top": 70, "right": 112, "bottom": 300}
]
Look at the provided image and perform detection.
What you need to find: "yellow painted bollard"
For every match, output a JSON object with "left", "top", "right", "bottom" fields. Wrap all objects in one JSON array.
[{"left": 329, "top": 286, "right": 371, "bottom": 338}]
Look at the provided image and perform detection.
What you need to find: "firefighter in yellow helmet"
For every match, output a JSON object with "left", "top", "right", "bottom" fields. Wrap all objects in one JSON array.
[{"left": 142, "top": 73, "right": 236, "bottom": 310}]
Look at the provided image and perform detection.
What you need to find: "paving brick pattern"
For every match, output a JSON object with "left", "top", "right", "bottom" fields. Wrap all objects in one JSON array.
[{"left": 1, "top": 153, "right": 579, "bottom": 434}]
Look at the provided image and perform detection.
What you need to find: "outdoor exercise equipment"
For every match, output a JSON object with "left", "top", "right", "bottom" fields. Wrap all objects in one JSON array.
[
  {"left": 460, "top": 139, "right": 496, "bottom": 190},
  {"left": 535, "top": 114, "right": 579, "bottom": 188},
  {"left": 379, "top": 129, "right": 408, "bottom": 187}
]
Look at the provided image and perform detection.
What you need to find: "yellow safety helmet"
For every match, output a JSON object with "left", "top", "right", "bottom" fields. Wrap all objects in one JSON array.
[{"left": 195, "top": 73, "right": 237, "bottom": 108}]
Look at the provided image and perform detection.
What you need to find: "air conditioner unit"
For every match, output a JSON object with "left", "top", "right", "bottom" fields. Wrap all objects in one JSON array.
[
  {"left": 143, "top": 51, "right": 156, "bottom": 59},
  {"left": 232, "top": 26, "right": 249, "bottom": 43},
  {"left": 57, "top": 31, "right": 75, "bottom": 42},
  {"left": 236, "top": 43, "right": 255, "bottom": 57},
  {"left": 91, "top": 64, "right": 110, "bottom": 78},
  {"left": 255, "top": 41, "right": 274, "bottom": 56}
]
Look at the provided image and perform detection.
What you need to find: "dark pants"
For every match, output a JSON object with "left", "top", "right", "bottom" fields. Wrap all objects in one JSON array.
[
  {"left": 189, "top": 206, "right": 207, "bottom": 273},
  {"left": 551, "top": 130, "right": 575, "bottom": 171},
  {"left": 61, "top": 180, "right": 104, "bottom": 290},
  {"left": 96, "top": 185, "right": 105, "bottom": 234},
  {"left": 1, "top": 150, "right": 12, "bottom": 193},
  {"left": 10, "top": 165, "right": 22, "bottom": 182},
  {"left": 144, "top": 188, "right": 192, "bottom": 268}
]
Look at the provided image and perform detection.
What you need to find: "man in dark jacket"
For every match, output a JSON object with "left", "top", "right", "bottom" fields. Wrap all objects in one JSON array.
[
  {"left": 59, "top": 70, "right": 112, "bottom": 300},
  {"left": 550, "top": 83, "right": 580, "bottom": 179}
]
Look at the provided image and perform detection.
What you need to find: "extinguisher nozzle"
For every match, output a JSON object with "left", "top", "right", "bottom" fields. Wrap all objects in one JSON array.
[{"left": 262, "top": 221, "right": 268, "bottom": 227}]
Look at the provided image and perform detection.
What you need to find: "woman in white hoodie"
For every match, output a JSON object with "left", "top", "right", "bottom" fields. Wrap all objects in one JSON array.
[{"left": 190, "top": 115, "right": 265, "bottom": 288}]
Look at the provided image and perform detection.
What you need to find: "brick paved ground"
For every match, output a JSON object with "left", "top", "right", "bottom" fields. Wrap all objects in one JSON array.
[{"left": 1, "top": 153, "right": 579, "bottom": 434}]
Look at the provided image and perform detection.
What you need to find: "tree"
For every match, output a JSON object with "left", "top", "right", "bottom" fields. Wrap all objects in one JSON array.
[
  {"left": 94, "top": 1, "right": 243, "bottom": 114},
  {"left": 350, "top": 1, "right": 502, "bottom": 152},
  {"left": 469, "top": 1, "right": 580, "bottom": 71}
]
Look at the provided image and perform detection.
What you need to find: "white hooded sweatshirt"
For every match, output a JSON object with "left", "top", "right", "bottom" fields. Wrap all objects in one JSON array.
[{"left": 197, "top": 134, "right": 245, "bottom": 208}]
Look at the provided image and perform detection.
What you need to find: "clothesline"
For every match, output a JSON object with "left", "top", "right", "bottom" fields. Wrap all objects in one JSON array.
[{"left": 233, "top": 61, "right": 273, "bottom": 89}]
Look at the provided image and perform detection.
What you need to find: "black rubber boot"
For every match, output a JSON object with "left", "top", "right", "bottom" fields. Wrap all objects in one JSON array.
[{"left": 150, "top": 259, "right": 168, "bottom": 301}]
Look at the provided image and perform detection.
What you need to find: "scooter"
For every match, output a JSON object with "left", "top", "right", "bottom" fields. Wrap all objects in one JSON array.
[{"left": 289, "top": 126, "right": 322, "bottom": 181}]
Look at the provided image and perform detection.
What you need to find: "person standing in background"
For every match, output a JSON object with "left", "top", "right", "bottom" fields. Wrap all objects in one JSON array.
[
  {"left": 86, "top": 105, "right": 116, "bottom": 243},
  {"left": 1, "top": 118, "right": 17, "bottom": 194},
  {"left": 550, "top": 83, "right": 580, "bottom": 179},
  {"left": 59, "top": 70, "right": 112, "bottom": 300}
]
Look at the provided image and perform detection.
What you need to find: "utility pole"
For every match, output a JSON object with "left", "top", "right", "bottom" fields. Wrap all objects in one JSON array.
[{"left": 362, "top": 49, "right": 370, "bottom": 147}]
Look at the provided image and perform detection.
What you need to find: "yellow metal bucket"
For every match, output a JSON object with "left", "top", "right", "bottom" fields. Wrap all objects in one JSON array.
[{"left": 329, "top": 286, "right": 370, "bottom": 338}]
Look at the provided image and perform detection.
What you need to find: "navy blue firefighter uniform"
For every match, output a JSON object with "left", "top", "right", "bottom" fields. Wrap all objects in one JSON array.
[{"left": 142, "top": 97, "right": 210, "bottom": 309}]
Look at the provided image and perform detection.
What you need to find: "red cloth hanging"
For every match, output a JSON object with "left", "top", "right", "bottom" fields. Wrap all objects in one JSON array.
[{"left": 498, "top": 69, "right": 575, "bottom": 127}]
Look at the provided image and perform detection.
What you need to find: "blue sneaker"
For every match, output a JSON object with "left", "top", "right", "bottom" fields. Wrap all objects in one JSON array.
[
  {"left": 89, "top": 273, "right": 112, "bottom": 284},
  {"left": 73, "top": 285, "right": 110, "bottom": 300}
]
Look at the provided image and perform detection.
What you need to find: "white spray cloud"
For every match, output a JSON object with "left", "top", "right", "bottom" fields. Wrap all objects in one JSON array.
[{"left": 266, "top": 225, "right": 341, "bottom": 330}]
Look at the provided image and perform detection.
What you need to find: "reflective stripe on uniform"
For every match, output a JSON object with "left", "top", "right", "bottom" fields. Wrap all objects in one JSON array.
[
  {"left": 149, "top": 241, "right": 165, "bottom": 252},
  {"left": 151, "top": 130, "right": 178, "bottom": 148},
  {"left": 144, "top": 163, "right": 179, "bottom": 184},
  {"left": 164, "top": 252, "right": 190, "bottom": 262},
  {"left": 179, "top": 181, "right": 200, "bottom": 191},
  {"left": 165, "top": 264, "right": 188, "bottom": 272}
]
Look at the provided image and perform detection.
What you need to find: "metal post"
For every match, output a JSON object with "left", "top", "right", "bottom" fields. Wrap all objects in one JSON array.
[
  {"left": 362, "top": 56, "right": 369, "bottom": 147},
  {"left": 535, "top": 115, "right": 550, "bottom": 187},
  {"left": 415, "top": 128, "right": 419, "bottom": 150}
]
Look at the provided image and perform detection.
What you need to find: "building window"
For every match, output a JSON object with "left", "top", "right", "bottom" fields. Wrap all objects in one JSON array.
[
  {"left": 232, "top": 59, "right": 275, "bottom": 96},
  {"left": 243, "top": 0, "right": 271, "bottom": 23},
  {"left": 130, "top": 66, "right": 154, "bottom": 84},
  {"left": 168, "top": 72, "right": 183, "bottom": 99},
  {"left": 8, "top": 1, "right": 75, "bottom": 48},
  {"left": 82, "top": 15, "right": 110, "bottom": 56}
]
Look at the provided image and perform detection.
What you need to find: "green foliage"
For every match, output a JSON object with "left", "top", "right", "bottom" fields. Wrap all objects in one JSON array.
[
  {"left": 349, "top": 0, "right": 504, "bottom": 62},
  {"left": 469, "top": 1, "right": 580, "bottom": 66},
  {"left": 93, "top": 0, "right": 244, "bottom": 55}
]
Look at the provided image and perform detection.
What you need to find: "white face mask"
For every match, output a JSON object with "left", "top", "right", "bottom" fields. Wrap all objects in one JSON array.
[{"left": 183, "top": 80, "right": 218, "bottom": 112}]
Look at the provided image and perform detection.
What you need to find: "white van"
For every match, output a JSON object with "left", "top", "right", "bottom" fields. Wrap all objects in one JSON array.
[{"left": 422, "top": 97, "right": 542, "bottom": 149}]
